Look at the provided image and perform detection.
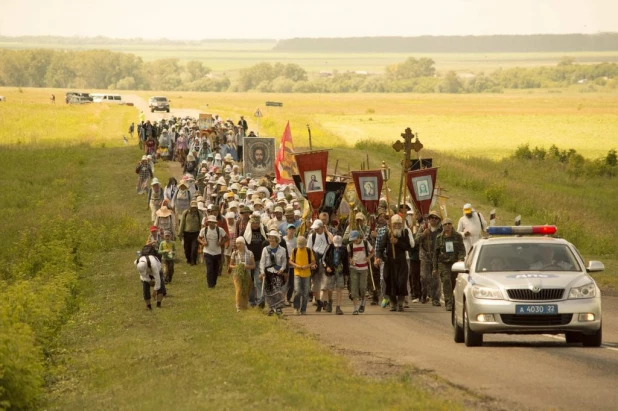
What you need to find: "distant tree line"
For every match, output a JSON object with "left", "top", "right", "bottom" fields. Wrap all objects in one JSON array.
[
  {"left": 0, "top": 35, "right": 274, "bottom": 45},
  {"left": 1, "top": 49, "right": 617, "bottom": 93},
  {"left": 274, "top": 33, "right": 618, "bottom": 53},
  {"left": 0, "top": 49, "right": 230, "bottom": 91}
]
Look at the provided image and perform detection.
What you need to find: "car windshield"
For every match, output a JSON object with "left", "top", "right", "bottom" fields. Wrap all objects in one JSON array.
[
  {"left": 475, "top": 243, "right": 581, "bottom": 272},
  {"left": 154, "top": 97, "right": 167, "bottom": 102}
]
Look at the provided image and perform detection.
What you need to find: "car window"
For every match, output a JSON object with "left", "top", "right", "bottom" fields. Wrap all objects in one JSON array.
[
  {"left": 154, "top": 97, "right": 167, "bottom": 102},
  {"left": 114, "top": 96, "right": 121, "bottom": 101},
  {"left": 475, "top": 243, "right": 581, "bottom": 272}
]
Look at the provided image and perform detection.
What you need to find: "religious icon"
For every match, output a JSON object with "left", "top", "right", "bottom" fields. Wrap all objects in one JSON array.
[
  {"left": 304, "top": 171, "right": 323, "bottom": 193},
  {"left": 412, "top": 176, "right": 433, "bottom": 200},
  {"left": 324, "top": 192, "right": 336, "bottom": 208},
  {"left": 243, "top": 138, "right": 275, "bottom": 178},
  {"left": 358, "top": 176, "right": 379, "bottom": 201}
]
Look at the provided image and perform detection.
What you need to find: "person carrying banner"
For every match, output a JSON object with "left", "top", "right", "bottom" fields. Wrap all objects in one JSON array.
[{"left": 375, "top": 214, "right": 415, "bottom": 312}]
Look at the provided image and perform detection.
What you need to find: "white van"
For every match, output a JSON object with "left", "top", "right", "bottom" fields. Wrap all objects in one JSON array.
[{"left": 91, "top": 93, "right": 123, "bottom": 104}]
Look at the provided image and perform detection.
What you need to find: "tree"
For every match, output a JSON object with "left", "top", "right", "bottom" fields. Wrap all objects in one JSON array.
[{"left": 439, "top": 71, "right": 463, "bottom": 93}]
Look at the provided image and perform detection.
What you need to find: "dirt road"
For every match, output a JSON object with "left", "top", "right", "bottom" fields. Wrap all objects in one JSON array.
[{"left": 135, "top": 94, "right": 618, "bottom": 410}]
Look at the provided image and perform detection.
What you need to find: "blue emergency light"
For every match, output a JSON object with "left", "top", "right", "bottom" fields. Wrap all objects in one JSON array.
[{"left": 487, "top": 226, "right": 557, "bottom": 236}]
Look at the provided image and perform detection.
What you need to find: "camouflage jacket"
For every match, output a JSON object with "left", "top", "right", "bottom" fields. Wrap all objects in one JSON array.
[{"left": 433, "top": 231, "right": 466, "bottom": 267}]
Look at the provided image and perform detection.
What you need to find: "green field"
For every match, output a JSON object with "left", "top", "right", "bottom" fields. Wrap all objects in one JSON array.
[{"left": 2, "top": 40, "right": 618, "bottom": 74}]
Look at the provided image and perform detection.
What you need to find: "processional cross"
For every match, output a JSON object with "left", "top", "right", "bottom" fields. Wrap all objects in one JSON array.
[{"left": 392, "top": 127, "right": 423, "bottom": 206}]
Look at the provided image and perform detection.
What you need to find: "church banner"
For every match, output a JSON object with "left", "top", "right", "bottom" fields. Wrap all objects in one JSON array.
[
  {"left": 406, "top": 168, "right": 438, "bottom": 217},
  {"left": 351, "top": 170, "right": 383, "bottom": 214},
  {"left": 294, "top": 150, "right": 329, "bottom": 210}
]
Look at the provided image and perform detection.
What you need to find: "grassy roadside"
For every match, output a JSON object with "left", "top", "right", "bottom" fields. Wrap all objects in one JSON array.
[{"left": 44, "top": 155, "right": 458, "bottom": 410}]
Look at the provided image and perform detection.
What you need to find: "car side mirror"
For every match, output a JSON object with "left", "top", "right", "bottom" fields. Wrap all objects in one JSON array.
[
  {"left": 586, "top": 261, "right": 605, "bottom": 273},
  {"left": 451, "top": 261, "right": 469, "bottom": 273}
]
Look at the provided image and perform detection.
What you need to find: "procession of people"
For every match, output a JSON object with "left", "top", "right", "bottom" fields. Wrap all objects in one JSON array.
[{"left": 133, "top": 113, "right": 484, "bottom": 316}]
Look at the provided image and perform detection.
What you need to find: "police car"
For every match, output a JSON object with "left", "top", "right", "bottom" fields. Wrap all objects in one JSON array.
[{"left": 451, "top": 226, "right": 604, "bottom": 347}]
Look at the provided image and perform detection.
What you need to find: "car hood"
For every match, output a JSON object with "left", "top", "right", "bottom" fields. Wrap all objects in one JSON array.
[{"left": 470, "top": 272, "right": 592, "bottom": 291}]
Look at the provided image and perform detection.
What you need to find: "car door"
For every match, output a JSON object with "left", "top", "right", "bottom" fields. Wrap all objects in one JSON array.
[{"left": 455, "top": 245, "right": 476, "bottom": 321}]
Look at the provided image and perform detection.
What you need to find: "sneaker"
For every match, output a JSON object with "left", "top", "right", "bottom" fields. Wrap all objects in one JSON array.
[
  {"left": 284, "top": 300, "right": 291, "bottom": 307},
  {"left": 276, "top": 308, "right": 283, "bottom": 315},
  {"left": 359, "top": 305, "right": 365, "bottom": 313},
  {"left": 146, "top": 304, "right": 152, "bottom": 310},
  {"left": 421, "top": 297, "right": 427, "bottom": 304},
  {"left": 259, "top": 301, "right": 265, "bottom": 309},
  {"left": 397, "top": 305, "right": 404, "bottom": 312},
  {"left": 432, "top": 300, "right": 441, "bottom": 307},
  {"left": 294, "top": 309, "right": 300, "bottom": 316},
  {"left": 353, "top": 310, "right": 359, "bottom": 315},
  {"left": 300, "top": 311, "right": 307, "bottom": 315},
  {"left": 267, "top": 308, "right": 275, "bottom": 316},
  {"left": 336, "top": 306, "right": 343, "bottom": 315},
  {"left": 156, "top": 301, "right": 162, "bottom": 308},
  {"left": 445, "top": 304, "right": 453, "bottom": 311},
  {"left": 381, "top": 298, "right": 389, "bottom": 308},
  {"left": 412, "top": 298, "right": 420, "bottom": 303}
]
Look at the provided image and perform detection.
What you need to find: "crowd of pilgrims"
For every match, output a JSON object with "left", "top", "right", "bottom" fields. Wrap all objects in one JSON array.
[{"left": 134, "top": 115, "right": 472, "bottom": 315}]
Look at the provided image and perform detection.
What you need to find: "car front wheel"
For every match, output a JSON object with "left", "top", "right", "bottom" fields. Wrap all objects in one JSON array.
[
  {"left": 582, "top": 323, "right": 602, "bottom": 347},
  {"left": 464, "top": 304, "right": 483, "bottom": 347},
  {"left": 453, "top": 303, "right": 464, "bottom": 343}
]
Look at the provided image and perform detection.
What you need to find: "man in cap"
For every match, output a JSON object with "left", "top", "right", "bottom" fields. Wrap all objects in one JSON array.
[
  {"left": 282, "top": 223, "right": 298, "bottom": 304},
  {"left": 279, "top": 206, "right": 299, "bottom": 236},
  {"left": 457, "top": 203, "right": 488, "bottom": 254},
  {"left": 433, "top": 218, "right": 466, "bottom": 311},
  {"left": 307, "top": 219, "right": 334, "bottom": 312},
  {"left": 375, "top": 214, "right": 415, "bottom": 312},
  {"left": 269, "top": 206, "right": 285, "bottom": 228},
  {"left": 244, "top": 212, "right": 268, "bottom": 307},
  {"left": 415, "top": 210, "right": 443, "bottom": 306},
  {"left": 179, "top": 201, "right": 203, "bottom": 266},
  {"left": 199, "top": 215, "right": 229, "bottom": 288}
]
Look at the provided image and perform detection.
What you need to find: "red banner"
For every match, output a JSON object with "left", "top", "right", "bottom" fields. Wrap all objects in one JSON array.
[
  {"left": 406, "top": 167, "right": 438, "bottom": 216},
  {"left": 294, "top": 150, "right": 329, "bottom": 210},
  {"left": 275, "top": 121, "right": 299, "bottom": 184},
  {"left": 351, "top": 170, "right": 383, "bottom": 214}
]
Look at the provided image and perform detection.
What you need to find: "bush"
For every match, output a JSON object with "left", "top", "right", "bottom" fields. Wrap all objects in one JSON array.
[{"left": 485, "top": 182, "right": 506, "bottom": 206}]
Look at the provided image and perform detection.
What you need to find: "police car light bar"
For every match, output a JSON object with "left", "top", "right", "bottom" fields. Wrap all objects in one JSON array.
[{"left": 487, "top": 226, "right": 557, "bottom": 235}]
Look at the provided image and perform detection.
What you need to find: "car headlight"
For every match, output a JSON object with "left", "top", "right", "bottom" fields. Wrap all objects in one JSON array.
[
  {"left": 471, "top": 285, "right": 503, "bottom": 300},
  {"left": 568, "top": 283, "right": 596, "bottom": 299}
]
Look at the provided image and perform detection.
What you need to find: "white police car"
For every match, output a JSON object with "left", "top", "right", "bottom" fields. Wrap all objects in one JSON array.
[{"left": 451, "top": 226, "right": 604, "bottom": 347}]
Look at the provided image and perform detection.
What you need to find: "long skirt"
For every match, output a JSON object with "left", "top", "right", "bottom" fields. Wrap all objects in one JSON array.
[
  {"left": 233, "top": 273, "right": 252, "bottom": 310},
  {"left": 137, "top": 176, "right": 150, "bottom": 195}
]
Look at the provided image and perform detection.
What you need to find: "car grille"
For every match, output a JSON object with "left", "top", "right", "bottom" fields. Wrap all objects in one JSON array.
[
  {"left": 506, "top": 288, "right": 564, "bottom": 300},
  {"left": 501, "top": 314, "right": 573, "bottom": 326}
]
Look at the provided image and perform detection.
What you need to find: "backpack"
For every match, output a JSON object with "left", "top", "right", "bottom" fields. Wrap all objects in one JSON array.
[
  {"left": 347, "top": 240, "right": 369, "bottom": 259},
  {"left": 292, "top": 247, "right": 314, "bottom": 265},
  {"left": 140, "top": 244, "right": 159, "bottom": 268},
  {"left": 311, "top": 232, "right": 331, "bottom": 247}
]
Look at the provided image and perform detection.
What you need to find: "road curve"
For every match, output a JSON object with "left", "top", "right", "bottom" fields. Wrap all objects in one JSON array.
[{"left": 293, "top": 295, "right": 618, "bottom": 411}]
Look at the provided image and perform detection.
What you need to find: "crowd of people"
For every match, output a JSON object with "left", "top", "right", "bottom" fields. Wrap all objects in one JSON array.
[{"left": 134, "top": 114, "right": 488, "bottom": 315}]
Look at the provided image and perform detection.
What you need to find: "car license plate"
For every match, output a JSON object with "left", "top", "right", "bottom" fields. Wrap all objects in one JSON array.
[{"left": 515, "top": 304, "right": 558, "bottom": 315}]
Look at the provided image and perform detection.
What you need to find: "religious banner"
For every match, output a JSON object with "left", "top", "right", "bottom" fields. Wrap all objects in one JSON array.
[
  {"left": 406, "top": 167, "right": 438, "bottom": 217},
  {"left": 320, "top": 181, "right": 347, "bottom": 214},
  {"left": 292, "top": 175, "right": 304, "bottom": 195},
  {"left": 275, "top": 121, "right": 299, "bottom": 184},
  {"left": 351, "top": 170, "right": 383, "bottom": 214},
  {"left": 198, "top": 113, "right": 214, "bottom": 130},
  {"left": 294, "top": 150, "right": 329, "bottom": 210},
  {"left": 243, "top": 137, "right": 276, "bottom": 178}
]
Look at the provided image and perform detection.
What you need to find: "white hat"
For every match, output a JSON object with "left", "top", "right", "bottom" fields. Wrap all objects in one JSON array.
[
  {"left": 267, "top": 230, "right": 281, "bottom": 239},
  {"left": 215, "top": 153, "right": 222, "bottom": 160},
  {"left": 151, "top": 178, "right": 160, "bottom": 186},
  {"left": 391, "top": 214, "right": 403, "bottom": 224},
  {"left": 217, "top": 177, "right": 226, "bottom": 186},
  {"left": 311, "top": 220, "right": 323, "bottom": 229},
  {"left": 225, "top": 211, "right": 235, "bottom": 219},
  {"left": 229, "top": 201, "right": 239, "bottom": 209},
  {"left": 294, "top": 210, "right": 302, "bottom": 217},
  {"left": 274, "top": 206, "right": 284, "bottom": 213},
  {"left": 207, "top": 215, "right": 218, "bottom": 223}
]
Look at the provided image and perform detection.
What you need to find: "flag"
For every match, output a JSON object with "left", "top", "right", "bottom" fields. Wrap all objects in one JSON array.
[
  {"left": 275, "top": 121, "right": 298, "bottom": 184},
  {"left": 351, "top": 170, "right": 383, "bottom": 215},
  {"left": 294, "top": 150, "right": 329, "bottom": 211},
  {"left": 406, "top": 168, "right": 438, "bottom": 217}
]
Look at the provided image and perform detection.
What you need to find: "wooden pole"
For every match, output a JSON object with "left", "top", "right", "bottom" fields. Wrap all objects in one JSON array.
[
  {"left": 306, "top": 124, "right": 312, "bottom": 151},
  {"left": 334, "top": 159, "right": 339, "bottom": 176}
]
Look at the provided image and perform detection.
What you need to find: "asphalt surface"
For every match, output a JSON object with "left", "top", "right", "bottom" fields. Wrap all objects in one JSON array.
[{"left": 125, "top": 94, "right": 617, "bottom": 410}]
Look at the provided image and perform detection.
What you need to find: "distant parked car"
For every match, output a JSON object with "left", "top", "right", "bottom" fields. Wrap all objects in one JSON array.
[
  {"left": 65, "top": 92, "right": 92, "bottom": 104},
  {"left": 0, "top": 96, "right": 5, "bottom": 102},
  {"left": 149, "top": 96, "right": 170, "bottom": 113},
  {"left": 91, "top": 93, "right": 123, "bottom": 104},
  {"left": 68, "top": 95, "right": 92, "bottom": 104}
]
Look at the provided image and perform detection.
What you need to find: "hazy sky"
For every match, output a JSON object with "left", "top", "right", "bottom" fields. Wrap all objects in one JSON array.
[{"left": 1, "top": 0, "right": 616, "bottom": 39}]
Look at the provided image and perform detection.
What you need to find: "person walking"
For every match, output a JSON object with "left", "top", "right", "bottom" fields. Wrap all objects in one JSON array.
[
  {"left": 307, "top": 220, "right": 333, "bottom": 312},
  {"left": 179, "top": 201, "right": 202, "bottom": 266},
  {"left": 457, "top": 203, "right": 488, "bottom": 254},
  {"left": 347, "top": 230, "right": 374, "bottom": 314},
  {"left": 229, "top": 237, "right": 255, "bottom": 312},
  {"left": 243, "top": 213, "right": 268, "bottom": 308},
  {"left": 135, "top": 248, "right": 166, "bottom": 310},
  {"left": 259, "top": 230, "right": 288, "bottom": 316},
  {"left": 289, "top": 236, "right": 315, "bottom": 315},
  {"left": 323, "top": 235, "right": 350, "bottom": 315},
  {"left": 135, "top": 155, "right": 153, "bottom": 195},
  {"left": 199, "top": 215, "right": 228, "bottom": 288},
  {"left": 433, "top": 218, "right": 466, "bottom": 311},
  {"left": 415, "top": 210, "right": 443, "bottom": 306},
  {"left": 158, "top": 231, "right": 176, "bottom": 283},
  {"left": 148, "top": 178, "right": 164, "bottom": 222}
]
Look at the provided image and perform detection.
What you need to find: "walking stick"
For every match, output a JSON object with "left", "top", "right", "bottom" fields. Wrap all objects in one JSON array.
[{"left": 368, "top": 260, "right": 377, "bottom": 291}]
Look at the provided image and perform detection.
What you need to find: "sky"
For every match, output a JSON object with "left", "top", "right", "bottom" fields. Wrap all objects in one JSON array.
[{"left": 0, "top": 0, "right": 616, "bottom": 40}]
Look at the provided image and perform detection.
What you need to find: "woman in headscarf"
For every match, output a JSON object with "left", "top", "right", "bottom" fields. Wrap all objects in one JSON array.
[
  {"left": 175, "top": 131, "right": 188, "bottom": 165},
  {"left": 184, "top": 153, "right": 198, "bottom": 178},
  {"left": 155, "top": 200, "right": 177, "bottom": 240},
  {"left": 172, "top": 180, "right": 192, "bottom": 225},
  {"left": 148, "top": 178, "right": 164, "bottom": 222},
  {"left": 163, "top": 177, "right": 177, "bottom": 203},
  {"left": 229, "top": 237, "right": 255, "bottom": 312},
  {"left": 135, "top": 155, "right": 153, "bottom": 195}
]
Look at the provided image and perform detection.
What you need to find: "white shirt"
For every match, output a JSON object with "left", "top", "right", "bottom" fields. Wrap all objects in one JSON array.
[
  {"left": 136, "top": 256, "right": 161, "bottom": 290},
  {"left": 308, "top": 231, "right": 329, "bottom": 255},
  {"left": 200, "top": 226, "right": 227, "bottom": 255},
  {"left": 457, "top": 211, "right": 487, "bottom": 254}
]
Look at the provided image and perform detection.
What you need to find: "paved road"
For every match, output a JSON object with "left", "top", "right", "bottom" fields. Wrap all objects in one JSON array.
[
  {"left": 124, "top": 94, "right": 201, "bottom": 122},
  {"left": 141, "top": 95, "right": 618, "bottom": 410},
  {"left": 293, "top": 294, "right": 618, "bottom": 411}
]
